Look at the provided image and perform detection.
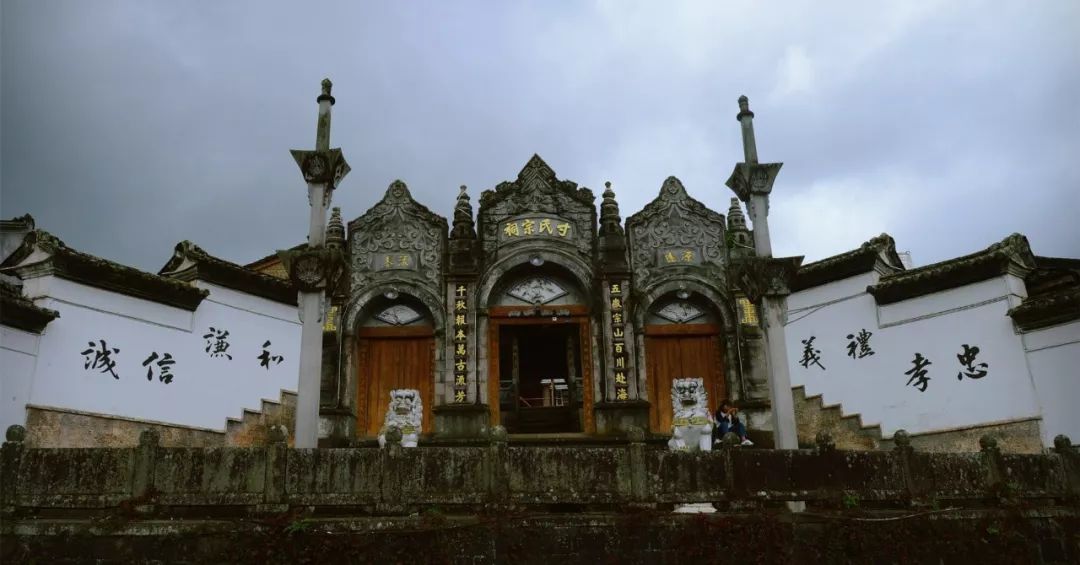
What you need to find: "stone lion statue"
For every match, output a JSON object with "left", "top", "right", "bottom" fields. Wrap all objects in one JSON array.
[
  {"left": 378, "top": 389, "right": 422, "bottom": 448},
  {"left": 667, "top": 377, "right": 714, "bottom": 452}
]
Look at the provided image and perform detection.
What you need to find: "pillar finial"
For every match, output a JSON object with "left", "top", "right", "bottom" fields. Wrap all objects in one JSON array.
[
  {"left": 735, "top": 94, "right": 758, "bottom": 165},
  {"left": 318, "top": 78, "right": 336, "bottom": 105}
]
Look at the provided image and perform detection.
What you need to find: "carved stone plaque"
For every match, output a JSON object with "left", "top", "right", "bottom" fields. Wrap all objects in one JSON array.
[
  {"left": 655, "top": 302, "right": 704, "bottom": 324},
  {"left": 375, "top": 305, "right": 423, "bottom": 326},
  {"left": 506, "top": 277, "right": 568, "bottom": 305}
]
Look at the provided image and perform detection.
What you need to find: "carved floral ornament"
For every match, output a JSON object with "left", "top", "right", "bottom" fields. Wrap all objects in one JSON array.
[
  {"left": 375, "top": 304, "right": 423, "bottom": 326},
  {"left": 507, "top": 277, "right": 567, "bottom": 305},
  {"left": 478, "top": 155, "right": 596, "bottom": 257},
  {"left": 627, "top": 176, "right": 727, "bottom": 286},
  {"left": 655, "top": 301, "right": 704, "bottom": 324},
  {"left": 348, "top": 181, "right": 447, "bottom": 289},
  {"left": 730, "top": 256, "right": 802, "bottom": 303},
  {"left": 290, "top": 148, "right": 351, "bottom": 187},
  {"left": 277, "top": 247, "right": 346, "bottom": 293}
]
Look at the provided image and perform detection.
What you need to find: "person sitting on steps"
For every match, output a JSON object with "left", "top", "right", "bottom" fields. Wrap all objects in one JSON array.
[{"left": 715, "top": 399, "right": 753, "bottom": 447}]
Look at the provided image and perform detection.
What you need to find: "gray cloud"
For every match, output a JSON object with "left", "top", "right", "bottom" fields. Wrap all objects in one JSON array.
[{"left": 3, "top": 0, "right": 1078, "bottom": 272}]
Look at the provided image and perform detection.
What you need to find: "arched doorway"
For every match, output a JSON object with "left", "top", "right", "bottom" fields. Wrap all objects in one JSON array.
[
  {"left": 355, "top": 294, "right": 435, "bottom": 438},
  {"left": 485, "top": 264, "right": 593, "bottom": 434},
  {"left": 644, "top": 293, "right": 726, "bottom": 434}
]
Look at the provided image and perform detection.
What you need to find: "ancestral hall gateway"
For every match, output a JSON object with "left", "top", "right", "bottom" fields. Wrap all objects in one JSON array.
[
  {"left": 244, "top": 154, "right": 774, "bottom": 441},
  {"left": 2, "top": 94, "right": 1077, "bottom": 450}
]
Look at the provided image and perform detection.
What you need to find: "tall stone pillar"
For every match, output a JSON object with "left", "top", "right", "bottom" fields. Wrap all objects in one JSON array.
[
  {"left": 435, "top": 185, "right": 489, "bottom": 437},
  {"left": 725, "top": 96, "right": 802, "bottom": 451},
  {"left": 593, "top": 182, "right": 648, "bottom": 435},
  {"left": 282, "top": 79, "right": 350, "bottom": 448}
]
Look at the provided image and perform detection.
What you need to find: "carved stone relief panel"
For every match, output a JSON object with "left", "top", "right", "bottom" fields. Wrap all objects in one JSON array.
[
  {"left": 477, "top": 155, "right": 597, "bottom": 259},
  {"left": 347, "top": 180, "right": 449, "bottom": 293},
  {"left": 626, "top": 176, "right": 729, "bottom": 290}
]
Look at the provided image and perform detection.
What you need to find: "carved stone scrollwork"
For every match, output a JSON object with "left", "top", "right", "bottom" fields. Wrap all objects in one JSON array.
[
  {"left": 725, "top": 162, "right": 782, "bottom": 203},
  {"left": 729, "top": 256, "right": 803, "bottom": 303},
  {"left": 289, "top": 148, "right": 351, "bottom": 188},
  {"left": 347, "top": 180, "right": 448, "bottom": 293},
  {"left": 477, "top": 155, "right": 596, "bottom": 258},
  {"left": 626, "top": 176, "right": 728, "bottom": 290},
  {"left": 277, "top": 247, "right": 346, "bottom": 293}
]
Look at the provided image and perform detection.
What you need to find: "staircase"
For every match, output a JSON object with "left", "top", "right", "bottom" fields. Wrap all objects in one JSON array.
[
  {"left": 224, "top": 390, "right": 297, "bottom": 447},
  {"left": 792, "top": 385, "right": 884, "bottom": 450}
]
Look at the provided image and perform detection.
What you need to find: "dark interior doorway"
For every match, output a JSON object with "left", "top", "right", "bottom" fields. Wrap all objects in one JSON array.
[{"left": 498, "top": 323, "right": 582, "bottom": 433}]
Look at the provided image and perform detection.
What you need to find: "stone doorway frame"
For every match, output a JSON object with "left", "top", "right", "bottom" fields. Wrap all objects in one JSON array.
[{"left": 486, "top": 307, "right": 595, "bottom": 433}]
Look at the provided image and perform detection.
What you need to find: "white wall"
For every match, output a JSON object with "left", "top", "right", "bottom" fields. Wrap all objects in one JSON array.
[
  {"left": 1023, "top": 321, "right": 1080, "bottom": 445},
  {"left": 0, "top": 326, "right": 40, "bottom": 431},
  {"left": 787, "top": 274, "right": 1041, "bottom": 439},
  {"left": 22, "top": 278, "right": 300, "bottom": 431}
]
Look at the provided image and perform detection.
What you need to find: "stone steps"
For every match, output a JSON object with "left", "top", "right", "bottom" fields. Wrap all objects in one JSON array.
[
  {"left": 224, "top": 389, "right": 297, "bottom": 446},
  {"left": 792, "top": 385, "right": 883, "bottom": 450}
]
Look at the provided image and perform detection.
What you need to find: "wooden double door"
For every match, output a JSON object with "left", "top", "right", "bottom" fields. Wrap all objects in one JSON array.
[
  {"left": 356, "top": 327, "right": 434, "bottom": 438},
  {"left": 644, "top": 324, "right": 726, "bottom": 434}
]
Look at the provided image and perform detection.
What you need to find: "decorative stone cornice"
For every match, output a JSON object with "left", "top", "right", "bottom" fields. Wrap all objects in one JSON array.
[
  {"left": 730, "top": 255, "right": 804, "bottom": 303},
  {"left": 1, "top": 230, "right": 208, "bottom": 311},
  {"left": 0, "top": 278, "right": 58, "bottom": 334},
  {"left": 793, "top": 233, "right": 904, "bottom": 292},
  {"left": 159, "top": 240, "right": 297, "bottom": 305},
  {"left": 868, "top": 233, "right": 1036, "bottom": 305},
  {"left": 1008, "top": 287, "right": 1080, "bottom": 331}
]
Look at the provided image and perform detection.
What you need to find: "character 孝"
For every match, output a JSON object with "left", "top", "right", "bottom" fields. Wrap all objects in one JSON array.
[{"left": 905, "top": 353, "right": 932, "bottom": 392}]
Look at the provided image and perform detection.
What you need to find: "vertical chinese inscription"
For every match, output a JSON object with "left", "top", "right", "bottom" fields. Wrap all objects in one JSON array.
[
  {"left": 610, "top": 282, "right": 629, "bottom": 401},
  {"left": 452, "top": 284, "right": 469, "bottom": 403}
]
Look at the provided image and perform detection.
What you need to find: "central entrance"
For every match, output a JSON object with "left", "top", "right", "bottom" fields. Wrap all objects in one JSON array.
[{"left": 498, "top": 323, "right": 582, "bottom": 433}]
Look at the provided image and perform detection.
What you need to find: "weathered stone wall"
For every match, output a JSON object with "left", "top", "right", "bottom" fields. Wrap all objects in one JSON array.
[
  {"left": 2, "top": 427, "right": 1078, "bottom": 563},
  {"left": 5, "top": 512, "right": 1078, "bottom": 564},
  {"left": 24, "top": 406, "right": 224, "bottom": 448},
  {"left": 878, "top": 417, "right": 1044, "bottom": 454}
]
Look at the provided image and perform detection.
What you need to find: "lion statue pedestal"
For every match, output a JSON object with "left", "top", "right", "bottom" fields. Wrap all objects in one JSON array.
[
  {"left": 667, "top": 377, "right": 714, "bottom": 453},
  {"left": 377, "top": 389, "right": 422, "bottom": 448},
  {"left": 668, "top": 377, "right": 716, "bottom": 514}
]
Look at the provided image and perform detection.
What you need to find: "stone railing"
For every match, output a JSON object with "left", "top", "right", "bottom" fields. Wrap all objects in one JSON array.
[{"left": 2, "top": 425, "right": 1078, "bottom": 515}]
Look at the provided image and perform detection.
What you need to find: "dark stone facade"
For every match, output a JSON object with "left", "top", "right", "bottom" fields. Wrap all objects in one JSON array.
[{"left": 320, "top": 156, "right": 767, "bottom": 441}]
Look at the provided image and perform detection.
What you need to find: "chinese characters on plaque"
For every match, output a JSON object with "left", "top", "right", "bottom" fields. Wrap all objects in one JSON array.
[
  {"left": 500, "top": 216, "right": 573, "bottom": 242},
  {"left": 796, "top": 331, "right": 991, "bottom": 394},
  {"left": 610, "top": 282, "right": 630, "bottom": 401},
  {"left": 658, "top": 248, "right": 701, "bottom": 266},
  {"left": 452, "top": 284, "right": 469, "bottom": 403},
  {"left": 373, "top": 252, "right": 418, "bottom": 272},
  {"left": 79, "top": 326, "right": 288, "bottom": 384}
]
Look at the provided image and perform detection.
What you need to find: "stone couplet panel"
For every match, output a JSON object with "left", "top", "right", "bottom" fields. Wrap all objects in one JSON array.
[
  {"left": 603, "top": 278, "right": 636, "bottom": 402},
  {"left": 447, "top": 282, "right": 473, "bottom": 404}
]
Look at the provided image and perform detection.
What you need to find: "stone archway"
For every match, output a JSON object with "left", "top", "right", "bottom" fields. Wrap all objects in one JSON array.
[
  {"left": 634, "top": 279, "right": 739, "bottom": 434},
  {"left": 477, "top": 251, "right": 598, "bottom": 433},
  {"left": 341, "top": 283, "right": 445, "bottom": 439}
]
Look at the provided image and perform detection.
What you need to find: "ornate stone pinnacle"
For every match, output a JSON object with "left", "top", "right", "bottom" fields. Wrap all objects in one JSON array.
[
  {"left": 727, "top": 197, "right": 747, "bottom": 231},
  {"left": 318, "top": 77, "right": 336, "bottom": 105},
  {"left": 451, "top": 184, "right": 476, "bottom": 240},
  {"left": 599, "top": 181, "right": 623, "bottom": 236},
  {"left": 326, "top": 207, "right": 345, "bottom": 250}
]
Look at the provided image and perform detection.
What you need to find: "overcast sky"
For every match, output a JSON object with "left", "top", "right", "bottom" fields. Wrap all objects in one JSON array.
[{"left": 3, "top": 1, "right": 1078, "bottom": 273}]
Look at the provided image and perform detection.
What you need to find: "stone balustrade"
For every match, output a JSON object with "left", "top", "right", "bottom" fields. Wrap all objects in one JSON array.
[{"left": 2, "top": 425, "right": 1078, "bottom": 516}]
